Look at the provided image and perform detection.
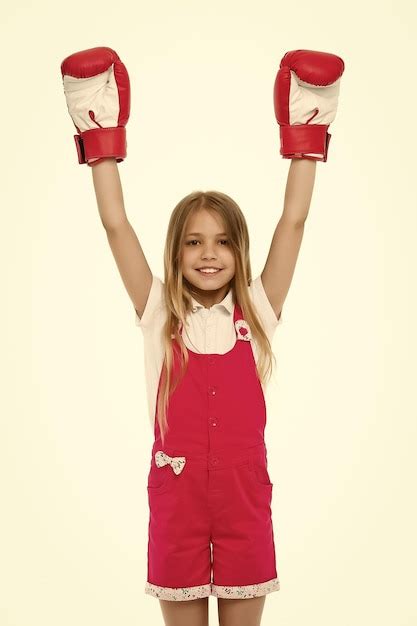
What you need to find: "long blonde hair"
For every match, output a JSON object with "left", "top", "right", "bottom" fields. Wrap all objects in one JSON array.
[{"left": 156, "top": 190, "right": 276, "bottom": 444}]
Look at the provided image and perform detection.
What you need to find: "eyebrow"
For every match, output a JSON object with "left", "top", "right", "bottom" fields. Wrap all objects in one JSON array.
[{"left": 186, "top": 232, "right": 228, "bottom": 237}]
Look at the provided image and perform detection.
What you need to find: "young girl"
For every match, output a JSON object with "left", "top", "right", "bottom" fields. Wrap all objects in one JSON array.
[{"left": 61, "top": 46, "right": 344, "bottom": 626}]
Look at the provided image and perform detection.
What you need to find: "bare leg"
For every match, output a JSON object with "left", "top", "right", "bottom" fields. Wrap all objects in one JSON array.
[
  {"left": 159, "top": 597, "right": 209, "bottom": 626},
  {"left": 218, "top": 595, "right": 266, "bottom": 626}
]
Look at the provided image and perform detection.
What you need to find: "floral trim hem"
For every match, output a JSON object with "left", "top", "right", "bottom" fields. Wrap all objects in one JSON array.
[
  {"left": 145, "top": 582, "right": 211, "bottom": 601},
  {"left": 145, "top": 577, "right": 280, "bottom": 601},
  {"left": 211, "top": 577, "right": 280, "bottom": 599}
]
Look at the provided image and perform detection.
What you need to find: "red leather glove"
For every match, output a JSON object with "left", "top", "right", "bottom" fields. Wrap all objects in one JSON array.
[
  {"left": 60, "top": 46, "right": 130, "bottom": 166},
  {"left": 273, "top": 49, "right": 345, "bottom": 162}
]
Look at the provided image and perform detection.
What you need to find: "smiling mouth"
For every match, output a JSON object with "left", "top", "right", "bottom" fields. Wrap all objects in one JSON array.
[{"left": 196, "top": 269, "right": 223, "bottom": 274}]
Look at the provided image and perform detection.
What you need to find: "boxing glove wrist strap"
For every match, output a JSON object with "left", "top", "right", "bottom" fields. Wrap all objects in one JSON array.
[
  {"left": 280, "top": 124, "right": 331, "bottom": 162},
  {"left": 74, "top": 126, "right": 127, "bottom": 165}
]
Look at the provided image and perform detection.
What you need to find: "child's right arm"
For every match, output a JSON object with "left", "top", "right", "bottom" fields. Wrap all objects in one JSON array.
[
  {"left": 61, "top": 47, "right": 152, "bottom": 319},
  {"left": 92, "top": 158, "right": 153, "bottom": 319}
]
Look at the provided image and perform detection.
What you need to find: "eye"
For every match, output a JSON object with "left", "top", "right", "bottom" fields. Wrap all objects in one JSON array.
[{"left": 185, "top": 239, "right": 229, "bottom": 246}]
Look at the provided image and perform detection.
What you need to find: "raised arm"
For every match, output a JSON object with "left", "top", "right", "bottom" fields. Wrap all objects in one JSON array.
[
  {"left": 263, "top": 49, "right": 344, "bottom": 318},
  {"left": 61, "top": 47, "right": 153, "bottom": 319},
  {"left": 92, "top": 158, "right": 153, "bottom": 318},
  {"left": 261, "top": 159, "right": 316, "bottom": 319}
]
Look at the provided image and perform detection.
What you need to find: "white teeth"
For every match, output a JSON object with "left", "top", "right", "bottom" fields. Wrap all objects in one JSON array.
[{"left": 199, "top": 268, "right": 220, "bottom": 274}]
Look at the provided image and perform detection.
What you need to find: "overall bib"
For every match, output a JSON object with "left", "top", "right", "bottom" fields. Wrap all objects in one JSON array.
[{"left": 145, "top": 301, "right": 280, "bottom": 601}]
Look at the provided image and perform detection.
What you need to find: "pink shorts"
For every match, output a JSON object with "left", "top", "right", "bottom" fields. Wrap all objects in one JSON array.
[{"left": 145, "top": 442, "right": 280, "bottom": 601}]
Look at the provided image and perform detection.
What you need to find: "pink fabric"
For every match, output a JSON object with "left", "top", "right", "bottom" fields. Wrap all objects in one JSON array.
[{"left": 146, "top": 301, "right": 279, "bottom": 591}]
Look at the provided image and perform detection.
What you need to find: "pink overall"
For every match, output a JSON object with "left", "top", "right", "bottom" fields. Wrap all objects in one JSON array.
[{"left": 145, "top": 301, "right": 280, "bottom": 601}]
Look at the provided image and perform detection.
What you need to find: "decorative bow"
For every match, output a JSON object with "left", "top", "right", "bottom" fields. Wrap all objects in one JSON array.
[
  {"left": 235, "top": 319, "right": 252, "bottom": 341},
  {"left": 155, "top": 451, "right": 186, "bottom": 475}
]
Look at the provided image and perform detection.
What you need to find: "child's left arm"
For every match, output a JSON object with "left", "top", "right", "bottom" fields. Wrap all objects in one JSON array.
[
  {"left": 261, "top": 159, "right": 316, "bottom": 320},
  {"left": 261, "top": 49, "right": 345, "bottom": 319}
]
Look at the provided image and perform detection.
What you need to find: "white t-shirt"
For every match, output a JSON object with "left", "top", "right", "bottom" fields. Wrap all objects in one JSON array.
[{"left": 135, "top": 274, "right": 283, "bottom": 430}]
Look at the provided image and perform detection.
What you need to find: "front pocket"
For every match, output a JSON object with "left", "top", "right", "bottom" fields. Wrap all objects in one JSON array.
[
  {"left": 147, "top": 465, "right": 174, "bottom": 495},
  {"left": 247, "top": 457, "right": 273, "bottom": 488}
]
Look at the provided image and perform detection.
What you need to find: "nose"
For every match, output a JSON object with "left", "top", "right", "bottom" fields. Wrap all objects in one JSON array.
[{"left": 201, "top": 245, "right": 217, "bottom": 259}]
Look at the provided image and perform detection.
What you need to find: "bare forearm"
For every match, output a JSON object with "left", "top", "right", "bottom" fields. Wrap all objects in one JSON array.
[
  {"left": 91, "top": 158, "right": 128, "bottom": 230},
  {"left": 282, "top": 159, "right": 317, "bottom": 224}
]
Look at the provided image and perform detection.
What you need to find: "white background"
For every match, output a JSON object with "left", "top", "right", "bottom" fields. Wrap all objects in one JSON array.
[{"left": 1, "top": 1, "right": 416, "bottom": 624}]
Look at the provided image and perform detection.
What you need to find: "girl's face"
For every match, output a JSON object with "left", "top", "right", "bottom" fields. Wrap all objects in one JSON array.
[{"left": 181, "top": 209, "right": 236, "bottom": 304}]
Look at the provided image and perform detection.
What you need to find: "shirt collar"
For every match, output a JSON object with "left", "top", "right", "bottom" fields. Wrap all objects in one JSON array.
[{"left": 191, "top": 288, "right": 234, "bottom": 315}]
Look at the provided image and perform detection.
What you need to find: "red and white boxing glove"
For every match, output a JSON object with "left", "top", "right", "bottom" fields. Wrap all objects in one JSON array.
[
  {"left": 60, "top": 47, "right": 130, "bottom": 166},
  {"left": 273, "top": 49, "right": 345, "bottom": 162}
]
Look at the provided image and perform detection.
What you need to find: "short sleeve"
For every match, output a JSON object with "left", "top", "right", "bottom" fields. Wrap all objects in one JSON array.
[
  {"left": 249, "top": 275, "right": 283, "bottom": 334},
  {"left": 134, "top": 275, "right": 164, "bottom": 328}
]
